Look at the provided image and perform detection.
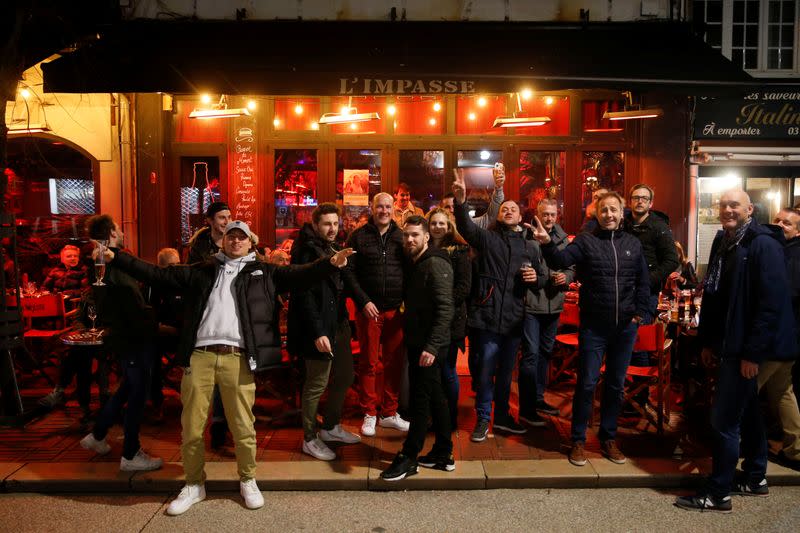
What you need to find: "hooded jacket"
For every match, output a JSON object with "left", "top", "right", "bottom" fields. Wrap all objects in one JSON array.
[
  {"left": 287, "top": 223, "right": 347, "bottom": 360},
  {"left": 525, "top": 223, "right": 576, "bottom": 315},
  {"left": 402, "top": 246, "right": 454, "bottom": 356},
  {"left": 698, "top": 219, "right": 798, "bottom": 363}
]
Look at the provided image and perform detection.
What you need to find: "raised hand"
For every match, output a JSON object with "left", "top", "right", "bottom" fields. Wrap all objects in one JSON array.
[
  {"left": 529, "top": 216, "right": 551, "bottom": 244},
  {"left": 90, "top": 240, "right": 115, "bottom": 262},
  {"left": 492, "top": 162, "right": 506, "bottom": 189},
  {"left": 452, "top": 168, "right": 466, "bottom": 204}
]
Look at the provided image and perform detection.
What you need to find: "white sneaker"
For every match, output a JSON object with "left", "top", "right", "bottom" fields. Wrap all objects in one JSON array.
[
  {"left": 80, "top": 433, "right": 111, "bottom": 456},
  {"left": 120, "top": 448, "right": 163, "bottom": 471},
  {"left": 166, "top": 484, "right": 206, "bottom": 516},
  {"left": 361, "top": 415, "right": 377, "bottom": 437},
  {"left": 320, "top": 424, "right": 361, "bottom": 444},
  {"left": 302, "top": 437, "right": 336, "bottom": 461},
  {"left": 379, "top": 413, "right": 410, "bottom": 432},
  {"left": 240, "top": 478, "right": 264, "bottom": 509}
]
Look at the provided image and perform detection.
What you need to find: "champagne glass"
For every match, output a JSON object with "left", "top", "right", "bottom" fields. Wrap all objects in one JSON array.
[
  {"left": 93, "top": 240, "right": 107, "bottom": 286},
  {"left": 87, "top": 304, "right": 97, "bottom": 332}
]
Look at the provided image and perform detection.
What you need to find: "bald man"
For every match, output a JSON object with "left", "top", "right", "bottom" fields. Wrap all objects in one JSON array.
[
  {"left": 342, "top": 192, "right": 410, "bottom": 437},
  {"left": 676, "top": 190, "right": 797, "bottom": 513}
]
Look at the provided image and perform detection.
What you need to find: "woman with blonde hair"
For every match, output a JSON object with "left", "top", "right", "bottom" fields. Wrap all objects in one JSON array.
[{"left": 667, "top": 241, "right": 698, "bottom": 290}]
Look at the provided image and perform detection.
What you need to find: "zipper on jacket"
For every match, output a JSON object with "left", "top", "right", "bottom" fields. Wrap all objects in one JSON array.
[{"left": 611, "top": 230, "right": 619, "bottom": 326}]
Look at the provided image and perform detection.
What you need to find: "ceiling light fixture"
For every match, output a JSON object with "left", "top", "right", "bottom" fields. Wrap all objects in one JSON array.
[
  {"left": 493, "top": 93, "right": 551, "bottom": 128},
  {"left": 190, "top": 95, "right": 251, "bottom": 119},
  {"left": 318, "top": 97, "right": 380, "bottom": 125},
  {"left": 602, "top": 91, "right": 663, "bottom": 121},
  {"left": 7, "top": 125, "right": 50, "bottom": 135}
]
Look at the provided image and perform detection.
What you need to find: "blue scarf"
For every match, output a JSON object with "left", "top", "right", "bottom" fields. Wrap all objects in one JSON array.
[{"left": 704, "top": 219, "right": 751, "bottom": 294}]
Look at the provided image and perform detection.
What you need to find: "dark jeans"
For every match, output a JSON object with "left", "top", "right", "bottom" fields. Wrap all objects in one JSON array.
[
  {"left": 58, "top": 347, "right": 111, "bottom": 409},
  {"left": 401, "top": 346, "right": 452, "bottom": 459},
  {"left": 472, "top": 328, "right": 522, "bottom": 422},
  {"left": 707, "top": 358, "right": 767, "bottom": 499},
  {"left": 520, "top": 313, "right": 560, "bottom": 415},
  {"left": 440, "top": 341, "right": 463, "bottom": 428},
  {"left": 467, "top": 329, "right": 479, "bottom": 393},
  {"left": 571, "top": 320, "right": 638, "bottom": 443},
  {"left": 92, "top": 345, "right": 156, "bottom": 459}
]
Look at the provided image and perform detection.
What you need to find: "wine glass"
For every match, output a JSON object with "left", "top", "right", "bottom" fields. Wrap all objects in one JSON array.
[
  {"left": 87, "top": 304, "right": 97, "bottom": 332},
  {"left": 93, "top": 240, "right": 107, "bottom": 286}
]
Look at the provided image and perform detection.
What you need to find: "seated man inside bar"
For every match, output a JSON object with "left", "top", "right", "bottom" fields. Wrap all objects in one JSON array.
[{"left": 41, "top": 244, "right": 89, "bottom": 299}]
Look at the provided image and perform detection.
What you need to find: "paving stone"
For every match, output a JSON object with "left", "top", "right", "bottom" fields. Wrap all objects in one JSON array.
[
  {"left": 483, "top": 458, "right": 598, "bottom": 489},
  {"left": 368, "top": 459, "right": 485, "bottom": 491},
  {"left": 6, "top": 462, "right": 132, "bottom": 492},
  {"left": 592, "top": 457, "right": 710, "bottom": 488}
]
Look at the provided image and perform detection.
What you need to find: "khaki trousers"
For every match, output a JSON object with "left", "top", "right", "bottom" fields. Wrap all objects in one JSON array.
[
  {"left": 181, "top": 348, "right": 256, "bottom": 484},
  {"left": 758, "top": 361, "right": 800, "bottom": 461}
]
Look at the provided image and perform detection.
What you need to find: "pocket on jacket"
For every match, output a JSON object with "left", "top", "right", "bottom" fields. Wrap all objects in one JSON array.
[{"left": 472, "top": 278, "right": 497, "bottom": 307}]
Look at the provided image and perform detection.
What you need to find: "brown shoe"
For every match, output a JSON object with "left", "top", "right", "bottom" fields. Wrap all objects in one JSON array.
[
  {"left": 601, "top": 440, "right": 627, "bottom": 464},
  {"left": 568, "top": 442, "right": 587, "bottom": 466}
]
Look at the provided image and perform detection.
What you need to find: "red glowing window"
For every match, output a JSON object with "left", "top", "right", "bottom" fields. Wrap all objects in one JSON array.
[
  {"left": 273, "top": 98, "right": 321, "bottom": 131},
  {"left": 582, "top": 100, "right": 626, "bottom": 133},
  {"left": 327, "top": 96, "right": 386, "bottom": 135},
  {"left": 513, "top": 96, "right": 570, "bottom": 136},
  {"left": 456, "top": 95, "right": 507, "bottom": 135},
  {"left": 393, "top": 97, "right": 445, "bottom": 135}
]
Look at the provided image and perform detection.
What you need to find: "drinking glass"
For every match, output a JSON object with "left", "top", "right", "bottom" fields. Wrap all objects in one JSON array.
[
  {"left": 87, "top": 304, "right": 97, "bottom": 332},
  {"left": 93, "top": 240, "right": 107, "bottom": 286}
]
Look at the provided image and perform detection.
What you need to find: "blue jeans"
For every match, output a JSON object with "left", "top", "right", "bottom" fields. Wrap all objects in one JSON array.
[
  {"left": 472, "top": 328, "right": 522, "bottom": 422},
  {"left": 571, "top": 320, "right": 638, "bottom": 443},
  {"left": 520, "top": 313, "right": 560, "bottom": 415},
  {"left": 707, "top": 358, "right": 767, "bottom": 499},
  {"left": 440, "top": 341, "right": 462, "bottom": 428},
  {"left": 92, "top": 344, "right": 156, "bottom": 459}
]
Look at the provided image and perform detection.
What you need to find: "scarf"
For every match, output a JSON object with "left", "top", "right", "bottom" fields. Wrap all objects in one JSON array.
[{"left": 704, "top": 219, "right": 751, "bottom": 294}]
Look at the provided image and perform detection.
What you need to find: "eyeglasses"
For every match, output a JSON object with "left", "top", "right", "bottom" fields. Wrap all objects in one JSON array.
[{"left": 630, "top": 195, "right": 651, "bottom": 202}]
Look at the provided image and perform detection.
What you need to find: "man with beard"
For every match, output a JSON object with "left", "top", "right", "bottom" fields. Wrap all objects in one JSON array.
[
  {"left": 288, "top": 203, "right": 361, "bottom": 461},
  {"left": 381, "top": 216, "right": 454, "bottom": 480}
]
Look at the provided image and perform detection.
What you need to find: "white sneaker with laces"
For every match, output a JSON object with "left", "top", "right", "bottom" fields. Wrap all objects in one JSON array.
[
  {"left": 361, "top": 415, "right": 377, "bottom": 437},
  {"left": 80, "top": 433, "right": 111, "bottom": 456},
  {"left": 379, "top": 413, "right": 410, "bottom": 432},
  {"left": 240, "top": 478, "right": 264, "bottom": 509},
  {"left": 320, "top": 424, "right": 361, "bottom": 444},
  {"left": 120, "top": 448, "right": 163, "bottom": 471},
  {"left": 166, "top": 484, "right": 206, "bottom": 516},
  {"left": 302, "top": 437, "right": 336, "bottom": 461}
]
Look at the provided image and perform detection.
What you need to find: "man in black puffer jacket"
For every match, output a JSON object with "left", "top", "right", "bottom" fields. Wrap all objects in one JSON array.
[
  {"left": 288, "top": 203, "right": 361, "bottom": 461},
  {"left": 532, "top": 191, "right": 650, "bottom": 468},
  {"left": 99, "top": 219, "right": 353, "bottom": 516},
  {"left": 452, "top": 171, "right": 544, "bottom": 443}
]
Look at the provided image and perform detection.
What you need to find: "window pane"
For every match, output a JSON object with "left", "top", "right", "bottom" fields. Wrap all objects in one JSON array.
[
  {"left": 745, "top": 48, "right": 758, "bottom": 69},
  {"left": 785, "top": 1, "right": 795, "bottom": 20},
  {"left": 782, "top": 25, "right": 794, "bottom": 47},
  {"left": 745, "top": 24, "right": 759, "bottom": 47},
  {"left": 514, "top": 95, "right": 570, "bottom": 136},
  {"left": 746, "top": 177, "right": 792, "bottom": 225},
  {"left": 398, "top": 150, "right": 445, "bottom": 215},
  {"left": 769, "top": 25, "right": 781, "bottom": 46},
  {"left": 706, "top": 25, "right": 722, "bottom": 47},
  {"left": 707, "top": 0, "right": 723, "bottom": 21},
  {"left": 519, "top": 151, "right": 566, "bottom": 219},
  {"left": 747, "top": 0, "right": 760, "bottom": 21},
  {"left": 732, "top": 25, "right": 745, "bottom": 46},
  {"left": 781, "top": 49, "right": 794, "bottom": 69},
  {"left": 456, "top": 95, "right": 507, "bottom": 135},
  {"left": 769, "top": 48, "right": 781, "bottom": 68},
  {"left": 582, "top": 100, "right": 625, "bottom": 132},
  {"left": 393, "top": 96, "right": 445, "bottom": 135},
  {"left": 180, "top": 157, "right": 221, "bottom": 245},
  {"left": 273, "top": 98, "right": 321, "bottom": 131},
  {"left": 328, "top": 96, "right": 385, "bottom": 135},
  {"left": 731, "top": 48, "right": 745, "bottom": 68},
  {"left": 769, "top": 1, "right": 782, "bottom": 22},
  {"left": 581, "top": 152, "right": 625, "bottom": 214},
  {"left": 734, "top": 1, "right": 745, "bottom": 22},
  {"left": 275, "top": 149, "right": 318, "bottom": 246},
  {"left": 336, "top": 149, "right": 382, "bottom": 233},
  {"left": 456, "top": 150, "right": 502, "bottom": 218}
]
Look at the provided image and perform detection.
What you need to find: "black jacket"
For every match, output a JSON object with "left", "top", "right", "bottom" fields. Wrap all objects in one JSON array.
[
  {"left": 542, "top": 226, "right": 651, "bottom": 328},
  {"left": 623, "top": 210, "right": 679, "bottom": 294},
  {"left": 455, "top": 200, "right": 544, "bottom": 334},
  {"left": 438, "top": 243, "right": 472, "bottom": 341},
  {"left": 111, "top": 250, "right": 337, "bottom": 372},
  {"left": 403, "top": 247, "right": 454, "bottom": 356},
  {"left": 287, "top": 224, "right": 347, "bottom": 360},
  {"left": 186, "top": 226, "right": 220, "bottom": 264},
  {"left": 787, "top": 236, "right": 800, "bottom": 350},
  {"left": 342, "top": 217, "right": 405, "bottom": 311}
]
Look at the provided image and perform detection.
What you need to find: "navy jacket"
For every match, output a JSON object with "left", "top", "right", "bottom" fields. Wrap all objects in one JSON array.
[
  {"left": 541, "top": 226, "right": 651, "bottom": 328},
  {"left": 698, "top": 220, "right": 797, "bottom": 363},
  {"left": 786, "top": 236, "right": 800, "bottom": 351}
]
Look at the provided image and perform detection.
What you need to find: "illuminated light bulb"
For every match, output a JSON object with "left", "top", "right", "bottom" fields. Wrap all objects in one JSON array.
[
  {"left": 340, "top": 106, "right": 351, "bottom": 115},
  {"left": 350, "top": 123, "right": 358, "bottom": 130},
  {"left": 201, "top": 94, "right": 211, "bottom": 105},
  {"left": 477, "top": 97, "right": 487, "bottom": 107},
  {"left": 19, "top": 88, "right": 30, "bottom": 99},
  {"left": 273, "top": 118, "right": 280, "bottom": 127},
  {"left": 387, "top": 105, "right": 396, "bottom": 116},
  {"left": 480, "top": 150, "right": 490, "bottom": 160},
  {"left": 429, "top": 118, "right": 437, "bottom": 126},
  {"left": 310, "top": 122, "right": 319, "bottom": 130},
  {"left": 247, "top": 100, "right": 257, "bottom": 110},
  {"left": 294, "top": 104, "right": 303, "bottom": 115},
  {"left": 521, "top": 89, "right": 533, "bottom": 100},
  {"left": 433, "top": 102, "right": 441, "bottom": 112},
  {"left": 468, "top": 112, "right": 476, "bottom": 121},
  {"left": 545, "top": 96, "right": 554, "bottom": 106}
]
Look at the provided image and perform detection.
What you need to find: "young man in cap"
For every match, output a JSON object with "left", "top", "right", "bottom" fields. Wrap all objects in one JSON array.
[{"left": 187, "top": 201, "right": 232, "bottom": 264}]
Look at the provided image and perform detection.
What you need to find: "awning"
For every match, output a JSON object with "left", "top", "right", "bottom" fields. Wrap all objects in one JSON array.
[{"left": 42, "top": 20, "right": 754, "bottom": 96}]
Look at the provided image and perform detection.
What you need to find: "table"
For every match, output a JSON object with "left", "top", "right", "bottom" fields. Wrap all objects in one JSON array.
[{"left": 61, "top": 329, "right": 105, "bottom": 346}]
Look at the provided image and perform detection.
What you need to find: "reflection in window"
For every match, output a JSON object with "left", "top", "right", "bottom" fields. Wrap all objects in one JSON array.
[
  {"left": 336, "top": 149, "right": 382, "bottom": 234},
  {"left": 273, "top": 98, "right": 321, "bottom": 131},
  {"left": 581, "top": 152, "right": 625, "bottom": 214},
  {"left": 519, "top": 151, "right": 565, "bottom": 219},
  {"left": 275, "top": 149, "right": 318, "bottom": 245},
  {"left": 457, "top": 150, "right": 502, "bottom": 218},
  {"left": 398, "top": 150, "right": 445, "bottom": 215},
  {"left": 746, "top": 177, "right": 792, "bottom": 225},
  {"left": 393, "top": 97, "right": 445, "bottom": 135}
]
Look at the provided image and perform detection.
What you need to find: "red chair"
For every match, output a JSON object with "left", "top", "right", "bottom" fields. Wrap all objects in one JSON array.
[
  {"left": 22, "top": 294, "right": 71, "bottom": 337},
  {"left": 550, "top": 302, "right": 580, "bottom": 382}
]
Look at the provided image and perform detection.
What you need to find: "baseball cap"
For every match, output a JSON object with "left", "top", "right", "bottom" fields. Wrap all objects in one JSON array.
[
  {"left": 224, "top": 220, "right": 255, "bottom": 241},
  {"left": 205, "top": 201, "right": 230, "bottom": 218}
]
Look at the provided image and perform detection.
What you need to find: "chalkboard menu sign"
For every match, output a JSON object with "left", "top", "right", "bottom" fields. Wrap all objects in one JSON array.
[
  {"left": 694, "top": 87, "right": 800, "bottom": 140},
  {"left": 230, "top": 117, "right": 258, "bottom": 233}
]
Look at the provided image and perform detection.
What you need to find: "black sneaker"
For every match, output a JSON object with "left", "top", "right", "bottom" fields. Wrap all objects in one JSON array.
[
  {"left": 519, "top": 412, "right": 547, "bottom": 427},
  {"left": 536, "top": 400, "right": 560, "bottom": 416},
  {"left": 493, "top": 417, "right": 527, "bottom": 435},
  {"left": 674, "top": 494, "right": 733, "bottom": 513},
  {"left": 380, "top": 453, "right": 418, "bottom": 481},
  {"left": 210, "top": 420, "right": 228, "bottom": 450},
  {"left": 471, "top": 419, "right": 490, "bottom": 442},
  {"left": 731, "top": 478, "right": 769, "bottom": 497},
  {"left": 418, "top": 453, "right": 456, "bottom": 472}
]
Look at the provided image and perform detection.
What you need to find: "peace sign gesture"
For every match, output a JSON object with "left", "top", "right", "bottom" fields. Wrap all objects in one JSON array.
[
  {"left": 527, "top": 216, "right": 552, "bottom": 244},
  {"left": 452, "top": 168, "right": 466, "bottom": 204}
]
